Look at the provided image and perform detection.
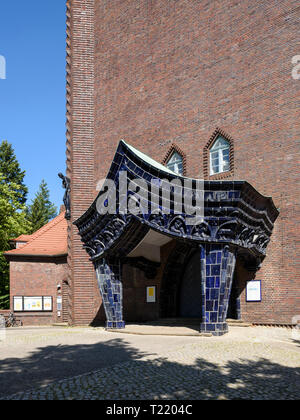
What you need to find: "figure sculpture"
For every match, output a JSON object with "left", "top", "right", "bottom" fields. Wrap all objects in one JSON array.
[{"left": 58, "top": 173, "right": 71, "bottom": 220}]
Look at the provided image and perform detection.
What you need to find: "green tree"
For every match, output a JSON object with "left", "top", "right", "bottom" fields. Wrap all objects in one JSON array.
[
  {"left": 0, "top": 140, "right": 31, "bottom": 308},
  {"left": 0, "top": 140, "right": 28, "bottom": 205},
  {"left": 26, "top": 180, "right": 57, "bottom": 233},
  {"left": 0, "top": 173, "right": 32, "bottom": 308}
]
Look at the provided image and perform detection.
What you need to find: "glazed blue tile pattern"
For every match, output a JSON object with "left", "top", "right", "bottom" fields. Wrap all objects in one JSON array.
[
  {"left": 95, "top": 259, "right": 125, "bottom": 329},
  {"left": 75, "top": 140, "right": 278, "bottom": 264},
  {"left": 74, "top": 140, "right": 279, "bottom": 334},
  {"left": 200, "top": 244, "right": 236, "bottom": 336}
]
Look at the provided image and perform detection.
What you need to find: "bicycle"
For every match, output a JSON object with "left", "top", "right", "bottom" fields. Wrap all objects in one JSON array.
[{"left": 5, "top": 312, "right": 23, "bottom": 328}]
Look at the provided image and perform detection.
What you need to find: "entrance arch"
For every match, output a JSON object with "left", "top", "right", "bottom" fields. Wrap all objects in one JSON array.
[{"left": 74, "top": 140, "right": 278, "bottom": 335}]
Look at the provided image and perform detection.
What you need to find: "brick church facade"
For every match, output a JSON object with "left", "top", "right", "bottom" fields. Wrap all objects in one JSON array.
[{"left": 65, "top": 0, "right": 299, "bottom": 328}]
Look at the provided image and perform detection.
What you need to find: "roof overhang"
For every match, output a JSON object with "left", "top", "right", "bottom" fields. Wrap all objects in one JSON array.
[
  {"left": 74, "top": 140, "right": 279, "bottom": 263},
  {"left": 4, "top": 252, "right": 67, "bottom": 261}
]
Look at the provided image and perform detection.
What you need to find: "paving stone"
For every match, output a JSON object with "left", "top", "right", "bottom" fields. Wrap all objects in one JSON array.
[{"left": 0, "top": 326, "right": 299, "bottom": 400}]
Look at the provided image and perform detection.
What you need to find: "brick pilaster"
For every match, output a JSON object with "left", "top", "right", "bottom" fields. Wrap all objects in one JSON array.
[{"left": 66, "top": 0, "right": 96, "bottom": 325}]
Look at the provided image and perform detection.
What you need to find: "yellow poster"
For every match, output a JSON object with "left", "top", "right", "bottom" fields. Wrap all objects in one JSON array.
[{"left": 147, "top": 286, "right": 156, "bottom": 303}]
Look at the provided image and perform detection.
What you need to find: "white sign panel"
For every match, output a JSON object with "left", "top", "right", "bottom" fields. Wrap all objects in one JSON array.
[
  {"left": 13, "top": 297, "right": 23, "bottom": 312},
  {"left": 246, "top": 281, "right": 261, "bottom": 302},
  {"left": 24, "top": 297, "right": 43, "bottom": 311},
  {"left": 57, "top": 296, "right": 62, "bottom": 311},
  {"left": 146, "top": 286, "right": 156, "bottom": 303},
  {"left": 13, "top": 296, "right": 53, "bottom": 312},
  {"left": 44, "top": 297, "right": 53, "bottom": 311}
]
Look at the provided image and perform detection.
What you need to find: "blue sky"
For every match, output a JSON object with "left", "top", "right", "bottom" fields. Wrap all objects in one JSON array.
[{"left": 0, "top": 1, "right": 66, "bottom": 211}]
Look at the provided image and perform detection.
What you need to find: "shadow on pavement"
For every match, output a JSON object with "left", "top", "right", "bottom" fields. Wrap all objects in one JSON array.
[
  {"left": 0, "top": 338, "right": 150, "bottom": 398},
  {"left": 0, "top": 337, "right": 299, "bottom": 400}
]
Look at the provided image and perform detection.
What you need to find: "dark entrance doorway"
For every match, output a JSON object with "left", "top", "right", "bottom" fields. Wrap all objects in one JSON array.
[
  {"left": 227, "top": 269, "right": 240, "bottom": 320},
  {"left": 179, "top": 251, "right": 202, "bottom": 318}
]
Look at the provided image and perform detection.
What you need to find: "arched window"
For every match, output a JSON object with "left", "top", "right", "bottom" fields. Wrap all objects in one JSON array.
[
  {"left": 209, "top": 136, "right": 230, "bottom": 175},
  {"left": 166, "top": 151, "right": 183, "bottom": 175}
]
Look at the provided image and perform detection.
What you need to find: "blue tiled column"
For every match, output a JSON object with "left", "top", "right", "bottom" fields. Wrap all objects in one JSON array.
[
  {"left": 200, "top": 244, "right": 236, "bottom": 336},
  {"left": 95, "top": 258, "right": 125, "bottom": 329}
]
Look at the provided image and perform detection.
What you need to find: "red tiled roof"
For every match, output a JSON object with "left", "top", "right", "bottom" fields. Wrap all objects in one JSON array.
[{"left": 4, "top": 212, "right": 68, "bottom": 258}]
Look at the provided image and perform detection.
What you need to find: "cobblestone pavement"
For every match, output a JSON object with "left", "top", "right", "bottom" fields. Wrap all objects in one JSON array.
[{"left": 0, "top": 326, "right": 299, "bottom": 400}]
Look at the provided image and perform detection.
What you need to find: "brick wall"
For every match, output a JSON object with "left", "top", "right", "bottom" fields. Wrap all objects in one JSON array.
[
  {"left": 69, "top": 0, "right": 300, "bottom": 324},
  {"left": 9, "top": 258, "right": 67, "bottom": 325},
  {"left": 67, "top": 0, "right": 100, "bottom": 325}
]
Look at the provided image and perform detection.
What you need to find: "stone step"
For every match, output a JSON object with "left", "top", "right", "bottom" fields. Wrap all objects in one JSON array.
[
  {"left": 52, "top": 323, "right": 69, "bottom": 327},
  {"left": 145, "top": 318, "right": 202, "bottom": 326},
  {"left": 227, "top": 319, "right": 252, "bottom": 327},
  {"left": 144, "top": 318, "right": 252, "bottom": 327}
]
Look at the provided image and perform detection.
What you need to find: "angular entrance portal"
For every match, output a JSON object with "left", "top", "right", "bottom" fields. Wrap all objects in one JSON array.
[{"left": 74, "top": 140, "right": 279, "bottom": 336}]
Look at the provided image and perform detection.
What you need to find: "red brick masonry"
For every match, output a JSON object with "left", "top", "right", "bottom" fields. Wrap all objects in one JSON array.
[
  {"left": 67, "top": 0, "right": 299, "bottom": 325},
  {"left": 4, "top": 213, "right": 68, "bottom": 325}
]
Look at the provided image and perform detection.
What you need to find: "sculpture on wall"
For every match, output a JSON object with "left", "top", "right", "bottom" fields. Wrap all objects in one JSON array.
[{"left": 58, "top": 173, "right": 71, "bottom": 220}]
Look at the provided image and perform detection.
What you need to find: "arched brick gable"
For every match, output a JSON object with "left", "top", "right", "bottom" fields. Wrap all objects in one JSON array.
[
  {"left": 162, "top": 143, "right": 187, "bottom": 176},
  {"left": 203, "top": 128, "right": 235, "bottom": 180}
]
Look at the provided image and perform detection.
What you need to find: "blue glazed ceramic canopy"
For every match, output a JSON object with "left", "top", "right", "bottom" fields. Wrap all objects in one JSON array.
[
  {"left": 74, "top": 140, "right": 279, "bottom": 335},
  {"left": 75, "top": 140, "right": 278, "bottom": 262}
]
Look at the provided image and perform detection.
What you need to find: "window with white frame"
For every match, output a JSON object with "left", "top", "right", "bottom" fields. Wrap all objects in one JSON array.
[
  {"left": 209, "top": 136, "right": 230, "bottom": 175},
  {"left": 166, "top": 151, "right": 183, "bottom": 175}
]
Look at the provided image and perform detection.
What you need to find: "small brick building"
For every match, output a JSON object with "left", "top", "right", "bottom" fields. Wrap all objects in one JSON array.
[{"left": 4, "top": 212, "right": 68, "bottom": 325}]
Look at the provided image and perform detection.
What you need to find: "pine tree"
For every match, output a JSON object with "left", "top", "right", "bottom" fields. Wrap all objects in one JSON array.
[
  {"left": 26, "top": 180, "right": 57, "bottom": 233},
  {"left": 0, "top": 140, "right": 28, "bottom": 205},
  {"left": 0, "top": 140, "right": 31, "bottom": 308},
  {"left": 0, "top": 174, "right": 31, "bottom": 308}
]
